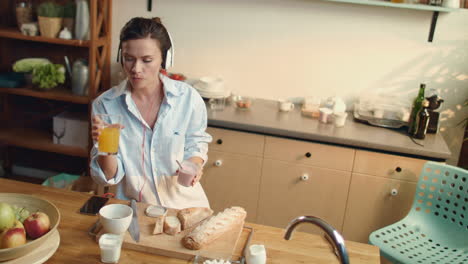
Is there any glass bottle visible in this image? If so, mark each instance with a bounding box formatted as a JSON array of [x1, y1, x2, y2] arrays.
[[408, 83, 426, 136], [413, 99, 430, 139]]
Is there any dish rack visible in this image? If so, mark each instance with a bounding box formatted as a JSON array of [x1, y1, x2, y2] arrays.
[[353, 109, 408, 129]]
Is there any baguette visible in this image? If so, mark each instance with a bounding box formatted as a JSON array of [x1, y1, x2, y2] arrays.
[[182, 206, 246, 250], [164, 216, 181, 235], [177, 207, 213, 230]]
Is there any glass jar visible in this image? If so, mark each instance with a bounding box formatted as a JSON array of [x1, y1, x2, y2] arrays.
[[15, 1, 33, 30]]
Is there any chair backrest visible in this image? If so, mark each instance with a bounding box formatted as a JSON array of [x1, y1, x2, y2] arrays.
[[405, 161, 467, 247]]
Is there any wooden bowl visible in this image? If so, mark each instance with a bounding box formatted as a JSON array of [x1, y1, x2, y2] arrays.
[[0, 193, 60, 261]]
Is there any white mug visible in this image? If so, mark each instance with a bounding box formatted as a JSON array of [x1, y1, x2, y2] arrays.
[[278, 100, 295, 112], [246, 244, 266, 264]]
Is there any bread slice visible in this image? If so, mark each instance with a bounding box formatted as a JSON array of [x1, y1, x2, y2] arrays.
[[177, 207, 214, 230], [182, 206, 246, 250], [152, 215, 165, 235], [163, 216, 181, 235]]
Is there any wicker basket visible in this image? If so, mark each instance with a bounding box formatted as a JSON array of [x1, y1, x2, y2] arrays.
[[38, 16, 63, 38]]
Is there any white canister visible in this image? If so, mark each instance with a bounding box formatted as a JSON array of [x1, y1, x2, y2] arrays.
[[246, 244, 266, 264], [278, 99, 295, 112], [333, 112, 348, 127]]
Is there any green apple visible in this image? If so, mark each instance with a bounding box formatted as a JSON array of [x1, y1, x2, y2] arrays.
[[0, 203, 15, 232]]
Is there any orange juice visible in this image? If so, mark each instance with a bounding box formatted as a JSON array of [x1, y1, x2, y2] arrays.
[[99, 125, 120, 154]]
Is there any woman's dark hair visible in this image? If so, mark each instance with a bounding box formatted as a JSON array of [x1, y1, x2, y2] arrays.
[[117, 17, 172, 69]]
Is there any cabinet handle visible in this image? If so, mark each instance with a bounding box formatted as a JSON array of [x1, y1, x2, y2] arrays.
[[214, 160, 223, 167], [216, 139, 223, 145], [300, 173, 309, 181], [305, 152, 312, 158], [391, 188, 398, 196], [395, 167, 402, 173]]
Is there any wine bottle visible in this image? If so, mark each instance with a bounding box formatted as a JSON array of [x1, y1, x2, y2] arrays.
[[408, 83, 426, 135], [413, 99, 430, 139]]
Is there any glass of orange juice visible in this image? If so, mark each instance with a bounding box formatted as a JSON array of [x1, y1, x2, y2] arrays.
[[96, 114, 122, 155]]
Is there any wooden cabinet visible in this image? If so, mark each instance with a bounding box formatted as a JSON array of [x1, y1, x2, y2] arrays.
[[204, 128, 432, 241], [257, 159, 351, 234], [264, 136, 354, 171], [0, 0, 112, 179], [353, 150, 427, 182], [342, 173, 417, 243], [342, 150, 428, 243], [201, 150, 263, 223], [201, 127, 265, 222]]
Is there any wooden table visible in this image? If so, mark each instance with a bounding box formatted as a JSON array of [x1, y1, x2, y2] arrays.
[[0, 178, 380, 263]]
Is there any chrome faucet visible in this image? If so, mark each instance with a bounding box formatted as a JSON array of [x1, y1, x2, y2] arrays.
[[284, 216, 350, 264]]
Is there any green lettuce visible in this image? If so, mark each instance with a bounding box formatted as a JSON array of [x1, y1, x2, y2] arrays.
[[32, 64, 65, 90]]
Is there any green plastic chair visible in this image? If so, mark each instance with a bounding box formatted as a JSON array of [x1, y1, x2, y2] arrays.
[[369, 161, 468, 264]]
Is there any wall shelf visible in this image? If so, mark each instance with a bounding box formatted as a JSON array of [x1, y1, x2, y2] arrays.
[[0, 27, 107, 47], [0, 86, 90, 104], [322, 0, 457, 12], [321, 0, 460, 42], [0, 126, 88, 158]]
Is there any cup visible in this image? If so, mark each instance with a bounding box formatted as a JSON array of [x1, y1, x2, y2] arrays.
[[208, 97, 226, 110], [333, 112, 348, 127], [278, 99, 295, 112], [246, 244, 267, 264], [96, 114, 122, 155], [99, 233, 123, 264], [319, 108, 333, 123], [177, 160, 200, 187], [99, 204, 133, 235]]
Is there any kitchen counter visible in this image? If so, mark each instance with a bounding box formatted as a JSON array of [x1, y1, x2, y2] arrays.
[[0, 178, 380, 264], [206, 99, 451, 160]]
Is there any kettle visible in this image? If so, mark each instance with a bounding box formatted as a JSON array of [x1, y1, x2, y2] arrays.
[[72, 59, 88, 96]]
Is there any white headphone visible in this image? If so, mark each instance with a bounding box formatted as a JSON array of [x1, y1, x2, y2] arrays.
[[165, 30, 174, 69]]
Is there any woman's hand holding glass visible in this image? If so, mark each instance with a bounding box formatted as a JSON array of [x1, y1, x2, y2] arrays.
[[92, 114, 124, 155], [177, 159, 203, 187]]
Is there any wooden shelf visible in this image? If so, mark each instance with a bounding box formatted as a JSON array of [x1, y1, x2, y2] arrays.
[[322, 0, 459, 12], [0, 86, 90, 104], [0, 126, 88, 158], [0, 27, 107, 47], [4, 173, 44, 185]]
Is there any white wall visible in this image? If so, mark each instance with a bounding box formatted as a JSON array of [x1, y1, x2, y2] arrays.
[[111, 0, 468, 165]]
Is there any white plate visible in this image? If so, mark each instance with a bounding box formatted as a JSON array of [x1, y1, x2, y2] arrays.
[[1, 230, 60, 264]]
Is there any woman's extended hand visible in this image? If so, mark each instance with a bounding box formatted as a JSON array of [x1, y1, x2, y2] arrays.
[[191, 167, 203, 186], [91, 115, 103, 142], [91, 115, 125, 142]]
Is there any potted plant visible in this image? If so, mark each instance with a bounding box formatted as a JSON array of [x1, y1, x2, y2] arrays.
[[63, 1, 75, 37], [37, 2, 63, 38]]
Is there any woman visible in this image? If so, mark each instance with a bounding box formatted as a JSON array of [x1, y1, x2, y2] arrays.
[[90, 17, 212, 209]]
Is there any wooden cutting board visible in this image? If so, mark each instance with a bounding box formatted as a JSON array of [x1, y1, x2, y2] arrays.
[[121, 202, 245, 261]]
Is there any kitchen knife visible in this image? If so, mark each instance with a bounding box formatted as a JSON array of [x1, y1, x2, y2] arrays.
[[128, 199, 140, 242]]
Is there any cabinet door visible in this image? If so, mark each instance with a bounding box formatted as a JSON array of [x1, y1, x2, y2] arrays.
[[264, 136, 355, 171], [257, 159, 351, 234], [342, 173, 417, 243], [353, 150, 428, 182], [201, 150, 262, 222], [207, 127, 265, 157]]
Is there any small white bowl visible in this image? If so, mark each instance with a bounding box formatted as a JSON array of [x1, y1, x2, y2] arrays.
[[99, 204, 133, 235]]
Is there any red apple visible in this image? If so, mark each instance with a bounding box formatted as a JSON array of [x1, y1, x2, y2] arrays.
[[23, 212, 50, 239], [1, 221, 26, 249]]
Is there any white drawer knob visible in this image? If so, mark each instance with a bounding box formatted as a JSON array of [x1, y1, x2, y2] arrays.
[[214, 160, 223, 167], [300, 174, 309, 181], [391, 188, 398, 196]]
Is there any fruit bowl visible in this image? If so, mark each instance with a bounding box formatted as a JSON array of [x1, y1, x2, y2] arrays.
[[0, 193, 60, 261]]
